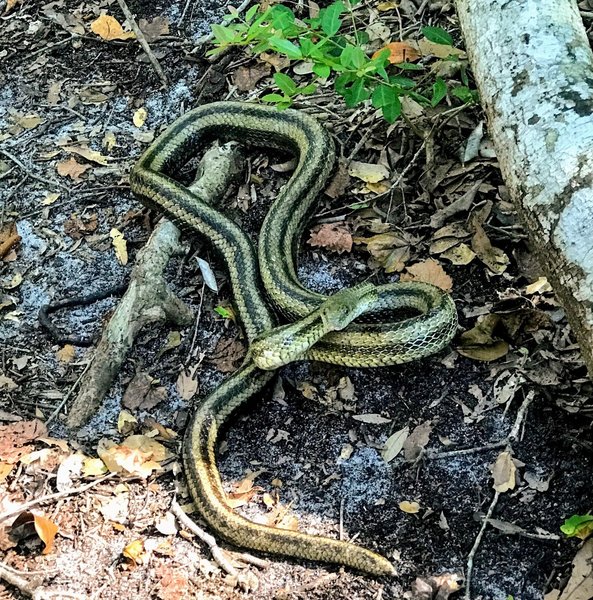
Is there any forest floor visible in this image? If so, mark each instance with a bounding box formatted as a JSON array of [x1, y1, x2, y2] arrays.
[[1, 1, 593, 599]]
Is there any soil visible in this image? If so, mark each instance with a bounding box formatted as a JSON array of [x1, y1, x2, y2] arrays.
[[1, 1, 592, 600]]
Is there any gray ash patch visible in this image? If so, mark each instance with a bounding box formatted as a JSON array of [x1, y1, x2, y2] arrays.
[[340, 447, 391, 512]]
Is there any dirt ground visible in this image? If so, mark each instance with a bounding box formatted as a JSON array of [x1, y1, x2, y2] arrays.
[[1, 1, 593, 599]]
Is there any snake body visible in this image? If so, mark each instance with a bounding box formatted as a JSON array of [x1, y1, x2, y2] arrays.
[[130, 102, 457, 577]]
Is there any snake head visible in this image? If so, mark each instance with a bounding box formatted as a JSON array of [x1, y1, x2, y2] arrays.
[[320, 283, 378, 331]]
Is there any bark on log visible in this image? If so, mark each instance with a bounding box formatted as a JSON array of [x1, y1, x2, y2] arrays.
[[455, 0, 593, 375]]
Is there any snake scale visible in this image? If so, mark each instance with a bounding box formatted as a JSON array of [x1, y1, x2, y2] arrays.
[[130, 101, 457, 577]]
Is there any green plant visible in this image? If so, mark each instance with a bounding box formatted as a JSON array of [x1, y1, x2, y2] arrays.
[[209, 1, 476, 122], [561, 513, 593, 539]]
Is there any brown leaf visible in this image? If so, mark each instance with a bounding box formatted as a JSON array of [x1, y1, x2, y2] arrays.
[[0, 420, 47, 464], [233, 62, 271, 91], [9, 512, 58, 554], [0, 221, 21, 260], [547, 539, 593, 600], [400, 259, 453, 291], [123, 372, 167, 411], [348, 160, 390, 183], [91, 14, 135, 41], [156, 565, 190, 600], [490, 451, 516, 493], [56, 344, 76, 363], [403, 420, 432, 461], [471, 222, 509, 274], [308, 223, 352, 254], [62, 145, 108, 165], [138, 16, 169, 43], [372, 41, 420, 63], [354, 232, 411, 273], [208, 337, 246, 373], [260, 52, 291, 71], [176, 365, 199, 400], [56, 157, 91, 180], [63, 213, 98, 239], [324, 161, 350, 199], [457, 314, 509, 362]]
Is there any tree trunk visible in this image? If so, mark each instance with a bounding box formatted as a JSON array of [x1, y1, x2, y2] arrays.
[[455, 0, 593, 375]]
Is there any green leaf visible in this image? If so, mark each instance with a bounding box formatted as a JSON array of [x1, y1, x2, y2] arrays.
[[245, 5, 259, 23], [321, 1, 344, 36], [340, 44, 367, 69], [313, 63, 331, 79], [268, 37, 302, 59], [396, 62, 425, 71], [211, 24, 237, 44], [451, 85, 479, 104], [371, 84, 394, 108], [561, 514, 593, 539], [214, 306, 233, 319], [270, 5, 296, 31], [299, 83, 317, 95], [274, 72, 298, 96], [430, 77, 447, 106], [342, 78, 369, 107], [381, 98, 401, 123], [389, 75, 416, 89], [422, 26, 453, 46], [261, 93, 287, 103]]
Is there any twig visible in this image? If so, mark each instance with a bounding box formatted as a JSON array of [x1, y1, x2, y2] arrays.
[[171, 500, 259, 590], [0, 475, 114, 524], [115, 0, 169, 88], [0, 149, 70, 192], [0, 562, 43, 598], [45, 360, 92, 426]]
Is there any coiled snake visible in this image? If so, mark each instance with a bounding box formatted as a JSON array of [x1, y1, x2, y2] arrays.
[[130, 101, 457, 577]]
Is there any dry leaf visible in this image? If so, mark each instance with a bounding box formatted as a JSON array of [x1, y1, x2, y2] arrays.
[[325, 161, 350, 199], [372, 41, 420, 63], [381, 426, 409, 463], [525, 277, 552, 295], [56, 157, 90, 180], [354, 231, 411, 273], [0, 375, 18, 391], [110, 228, 128, 265], [82, 457, 108, 476], [208, 337, 246, 373], [403, 420, 432, 462], [176, 365, 199, 400], [348, 160, 390, 183], [91, 14, 135, 41], [400, 258, 453, 291], [10, 512, 58, 554], [0, 221, 21, 259], [440, 243, 476, 266], [123, 539, 146, 565], [471, 222, 509, 275], [457, 314, 509, 362], [399, 501, 420, 514], [123, 372, 166, 410], [490, 451, 516, 493], [308, 224, 353, 254], [155, 512, 178, 536], [42, 192, 60, 206], [133, 107, 148, 127], [117, 410, 137, 435], [12, 114, 43, 129], [352, 413, 391, 424], [418, 38, 466, 59], [233, 62, 271, 91], [546, 539, 593, 600], [97, 436, 167, 478], [0, 420, 47, 464], [62, 145, 108, 165], [138, 16, 169, 42], [56, 344, 76, 363]]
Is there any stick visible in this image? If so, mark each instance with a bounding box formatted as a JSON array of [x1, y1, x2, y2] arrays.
[[115, 0, 169, 88]]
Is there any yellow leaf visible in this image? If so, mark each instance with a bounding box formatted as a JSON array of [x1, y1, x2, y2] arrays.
[[133, 107, 148, 127], [117, 410, 137, 434], [400, 258, 453, 291], [418, 38, 466, 60], [42, 192, 60, 206], [348, 160, 390, 183], [82, 457, 108, 476], [56, 344, 76, 363], [123, 539, 146, 565], [490, 451, 516, 493], [103, 131, 117, 150], [525, 277, 552, 295], [110, 228, 128, 265], [399, 501, 420, 514], [91, 14, 135, 41], [0, 462, 13, 482], [63, 145, 108, 166]]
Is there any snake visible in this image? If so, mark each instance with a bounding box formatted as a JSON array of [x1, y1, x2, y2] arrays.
[[130, 101, 457, 577]]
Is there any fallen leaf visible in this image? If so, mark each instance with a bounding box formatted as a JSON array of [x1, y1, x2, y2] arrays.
[[133, 107, 148, 127], [208, 337, 246, 373], [91, 14, 135, 41], [117, 409, 138, 435], [97, 436, 167, 478], [63, 213, 98, 239], [403, 420, 432, 461], [56, 157, 90, 180], [176, 365, 199, 401], [545, 538, 593, 600], [62, 145, 108, 165], [155, 565, 190, 600], [457, 314, 509, 362], [138, 16, 169, 42], [110, 228, 128, 265], [353, 231, 411, 273], [0, 420, 47, 464], [9, 512, 58, 554], [12, 114, 43, 129], [0, 375, 18, 391], [56, 344, 76, 363], [233, 62, 272, 91], [471, 222, 509, 275], [490, 451, 516, 493], [440, 243, 476, 265], [418, 38, 466, 59], [348, 160, 390, 183], [325, 161, 350, 199], [372, 41, 420, 63], [42, 192, 60, 206], [123, 539, 146, 565], [400, 258, 453, 291], [399, 500, 420, 514], [352, 413, 391, 424], [381, 426, 409, 463], [526, 276, 552, 295], [0, 221, 21, 259], [308, 223, 353, 254], [155, 512, 178, 536], [123, 372, 166, 411], [82, 457, 108, 476]]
